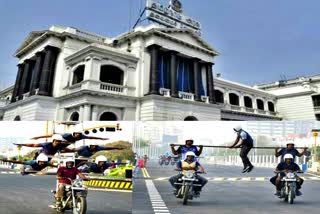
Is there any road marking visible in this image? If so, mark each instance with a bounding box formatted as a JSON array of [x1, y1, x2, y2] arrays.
[[146, 180, 170, 214], [141, 168, 151, 178], [152, 176, 320, 182], [87, 187, 132, 193], [305, 172, 320, 178]]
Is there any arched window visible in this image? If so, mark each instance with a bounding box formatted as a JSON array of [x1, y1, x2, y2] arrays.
[[72, 65, 85, 85], [100, 112, 117, 121], [244, 96, 253, 108], [229, 93, 239, 106], [100, 65, 124, 85], [268, 101, 275, 112], [14, 115, 21, 121], [257, 99, 265, 110], [215, 90, 224, 103], [70, 112, 79, 121], [184, 116, 198, 121]]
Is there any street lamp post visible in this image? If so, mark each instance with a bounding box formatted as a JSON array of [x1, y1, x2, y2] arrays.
[[312, 131, 318, 162]]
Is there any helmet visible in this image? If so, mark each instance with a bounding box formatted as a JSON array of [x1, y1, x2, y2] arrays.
[[233, 125, 242, 132], [95, 155, 107, 165], [185, 151, 196, 157], [185, 138, 194, 143], [71, 127, 83, 134], [64, 157, 75, 167], [52, 134, 65, 142], [36, 153, 48, 163], [283, 154, 294, 160], [286, 141, 295, 146]]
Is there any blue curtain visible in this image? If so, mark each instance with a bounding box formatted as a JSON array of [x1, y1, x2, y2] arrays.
[[177, 58, 184, 91], [158, 54, 170, 89], [199, 72, 205, 96]]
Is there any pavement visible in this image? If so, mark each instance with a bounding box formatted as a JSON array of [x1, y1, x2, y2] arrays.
[[0, 168, 131, 214], [133, 160, 320, 214]]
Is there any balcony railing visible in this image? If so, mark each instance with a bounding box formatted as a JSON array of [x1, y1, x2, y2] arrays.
[[179, 91, 194, 101], [230, 105, 241, 111], [257, 109, 267, 115], [100, 83, 124, 94], [245, 107, 255, 113], [159, 88, 171, 97]]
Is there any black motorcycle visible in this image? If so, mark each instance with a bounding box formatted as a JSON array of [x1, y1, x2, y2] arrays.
[[50, 178, 88, 214]]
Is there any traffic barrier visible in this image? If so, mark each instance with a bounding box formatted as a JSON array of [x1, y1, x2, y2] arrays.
[[84, 178, 133, 190]]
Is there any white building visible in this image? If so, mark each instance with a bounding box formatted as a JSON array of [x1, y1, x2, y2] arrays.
[[256, 75, 320, 120], [0, 24, 280, 121]]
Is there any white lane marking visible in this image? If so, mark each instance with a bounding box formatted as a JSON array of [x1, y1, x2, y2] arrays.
[[146, 180, 171, 214], [305, 172, 320, 178]]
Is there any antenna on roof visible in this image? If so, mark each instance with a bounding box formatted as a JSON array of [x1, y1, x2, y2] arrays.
[[132, 0, 147, 29]]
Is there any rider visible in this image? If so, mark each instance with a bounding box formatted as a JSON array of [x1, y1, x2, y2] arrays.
[[271, 154, 304, 197], [55, 157, 88, 208], [31, 127, 109, 143], [169, 151, 207, 196], [0, 153, 53, 175], [275, 141, 307, 163], [14, 134, 68, 160], [229, 125, 254, 173], [61, 144, 123, 158], [170, 138, 203, 161], [79, 155, 112, 174]]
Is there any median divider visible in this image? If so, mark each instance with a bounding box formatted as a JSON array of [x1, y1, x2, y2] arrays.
[[84, 178, 133, 190]]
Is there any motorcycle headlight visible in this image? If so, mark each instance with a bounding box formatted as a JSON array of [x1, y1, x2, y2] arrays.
[[185, 171, 194, 179], [286, 173, 295, 179], [74, 180, 83, 187]]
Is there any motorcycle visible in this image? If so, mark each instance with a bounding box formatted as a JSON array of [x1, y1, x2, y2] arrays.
[[174, 170, 203, 205], [50, 178, 88, 214], [164, 156, 171, 165], [171, 155, 180, 165], [158, 156, 164, 166], [276, 170, 303, 204]]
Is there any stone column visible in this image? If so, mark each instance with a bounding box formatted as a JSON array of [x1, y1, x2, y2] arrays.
[[84, 57, 93, 81], [169, 51, 178, 98], [83, 104, 92, 121], [18, 60, 33, 100], [193, 58, 201, 101], [148, 44, 161, 95], [206, 63, 216, 103], [38, 46, 60, 96], [92, 105, 99, 121], [30, 52, 45, 95], [79, 105, 84, 121], [11, 64, 25, 102]]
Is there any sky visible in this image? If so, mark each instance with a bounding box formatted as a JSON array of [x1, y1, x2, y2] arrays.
[[0, 0, 320, 90]]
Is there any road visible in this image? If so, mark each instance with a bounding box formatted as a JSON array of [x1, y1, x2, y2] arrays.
[[133, 160, 320, 214], [0, 168, 131, 214]]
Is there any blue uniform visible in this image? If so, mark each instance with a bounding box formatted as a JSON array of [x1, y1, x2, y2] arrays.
[[238, 130, 253, 146], [62, 133, 88, 143], [177, 145, 199, 161], [23, 160, 48, 171], [86, 162, 112, 173], [38, 142, 65, 156], [77, 145, 105, 157]]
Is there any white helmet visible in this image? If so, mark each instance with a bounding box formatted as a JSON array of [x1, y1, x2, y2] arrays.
[[286, 141, 295, 146], [52, 134, 65, 142], [185, 151, 196, 157], [36, 153, 48, 163], [233, 125, 242, 132], [64, 157, 75, 167], [283, 154, 294, 160], [71, 127, 83, 134], [185, 137, 194, 143], [95, 155, 107, 165]]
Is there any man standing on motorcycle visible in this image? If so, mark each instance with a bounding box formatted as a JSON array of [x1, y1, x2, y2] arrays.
[[170, 138, 203, 161], [55, 158, 89, 208], [61, 144, 123, 158], [270, 154, 304, 197], [275, 141, 307, 163], [229, 125, 254, 173], [169, 151, 207, 196]]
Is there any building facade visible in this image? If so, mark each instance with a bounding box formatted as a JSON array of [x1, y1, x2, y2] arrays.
[[0, 25, 280, 121]]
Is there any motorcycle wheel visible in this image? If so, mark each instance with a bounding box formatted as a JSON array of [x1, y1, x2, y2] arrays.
[[72, 196, 87, 214], [182, 186, 190, 205], [288, 188, 295, 204], [171, 161, 175, 165], [165, 161, 169, 165]]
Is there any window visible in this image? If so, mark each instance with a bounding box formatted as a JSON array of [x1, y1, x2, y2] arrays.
[[14, 115, 21, 121], [100, 112, 117, 121], [72, 65, 85, 85], [244, 96, 253, 108], [184, 116, 198, 121], [257, 99, 264, 110], [70, 112, 79, 121], [100, 65, 124, 85], [312, 95, 320, 107], [215, 90, 224, 103], [268, 102, 275, 112], [229, 93, 239, 106]]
